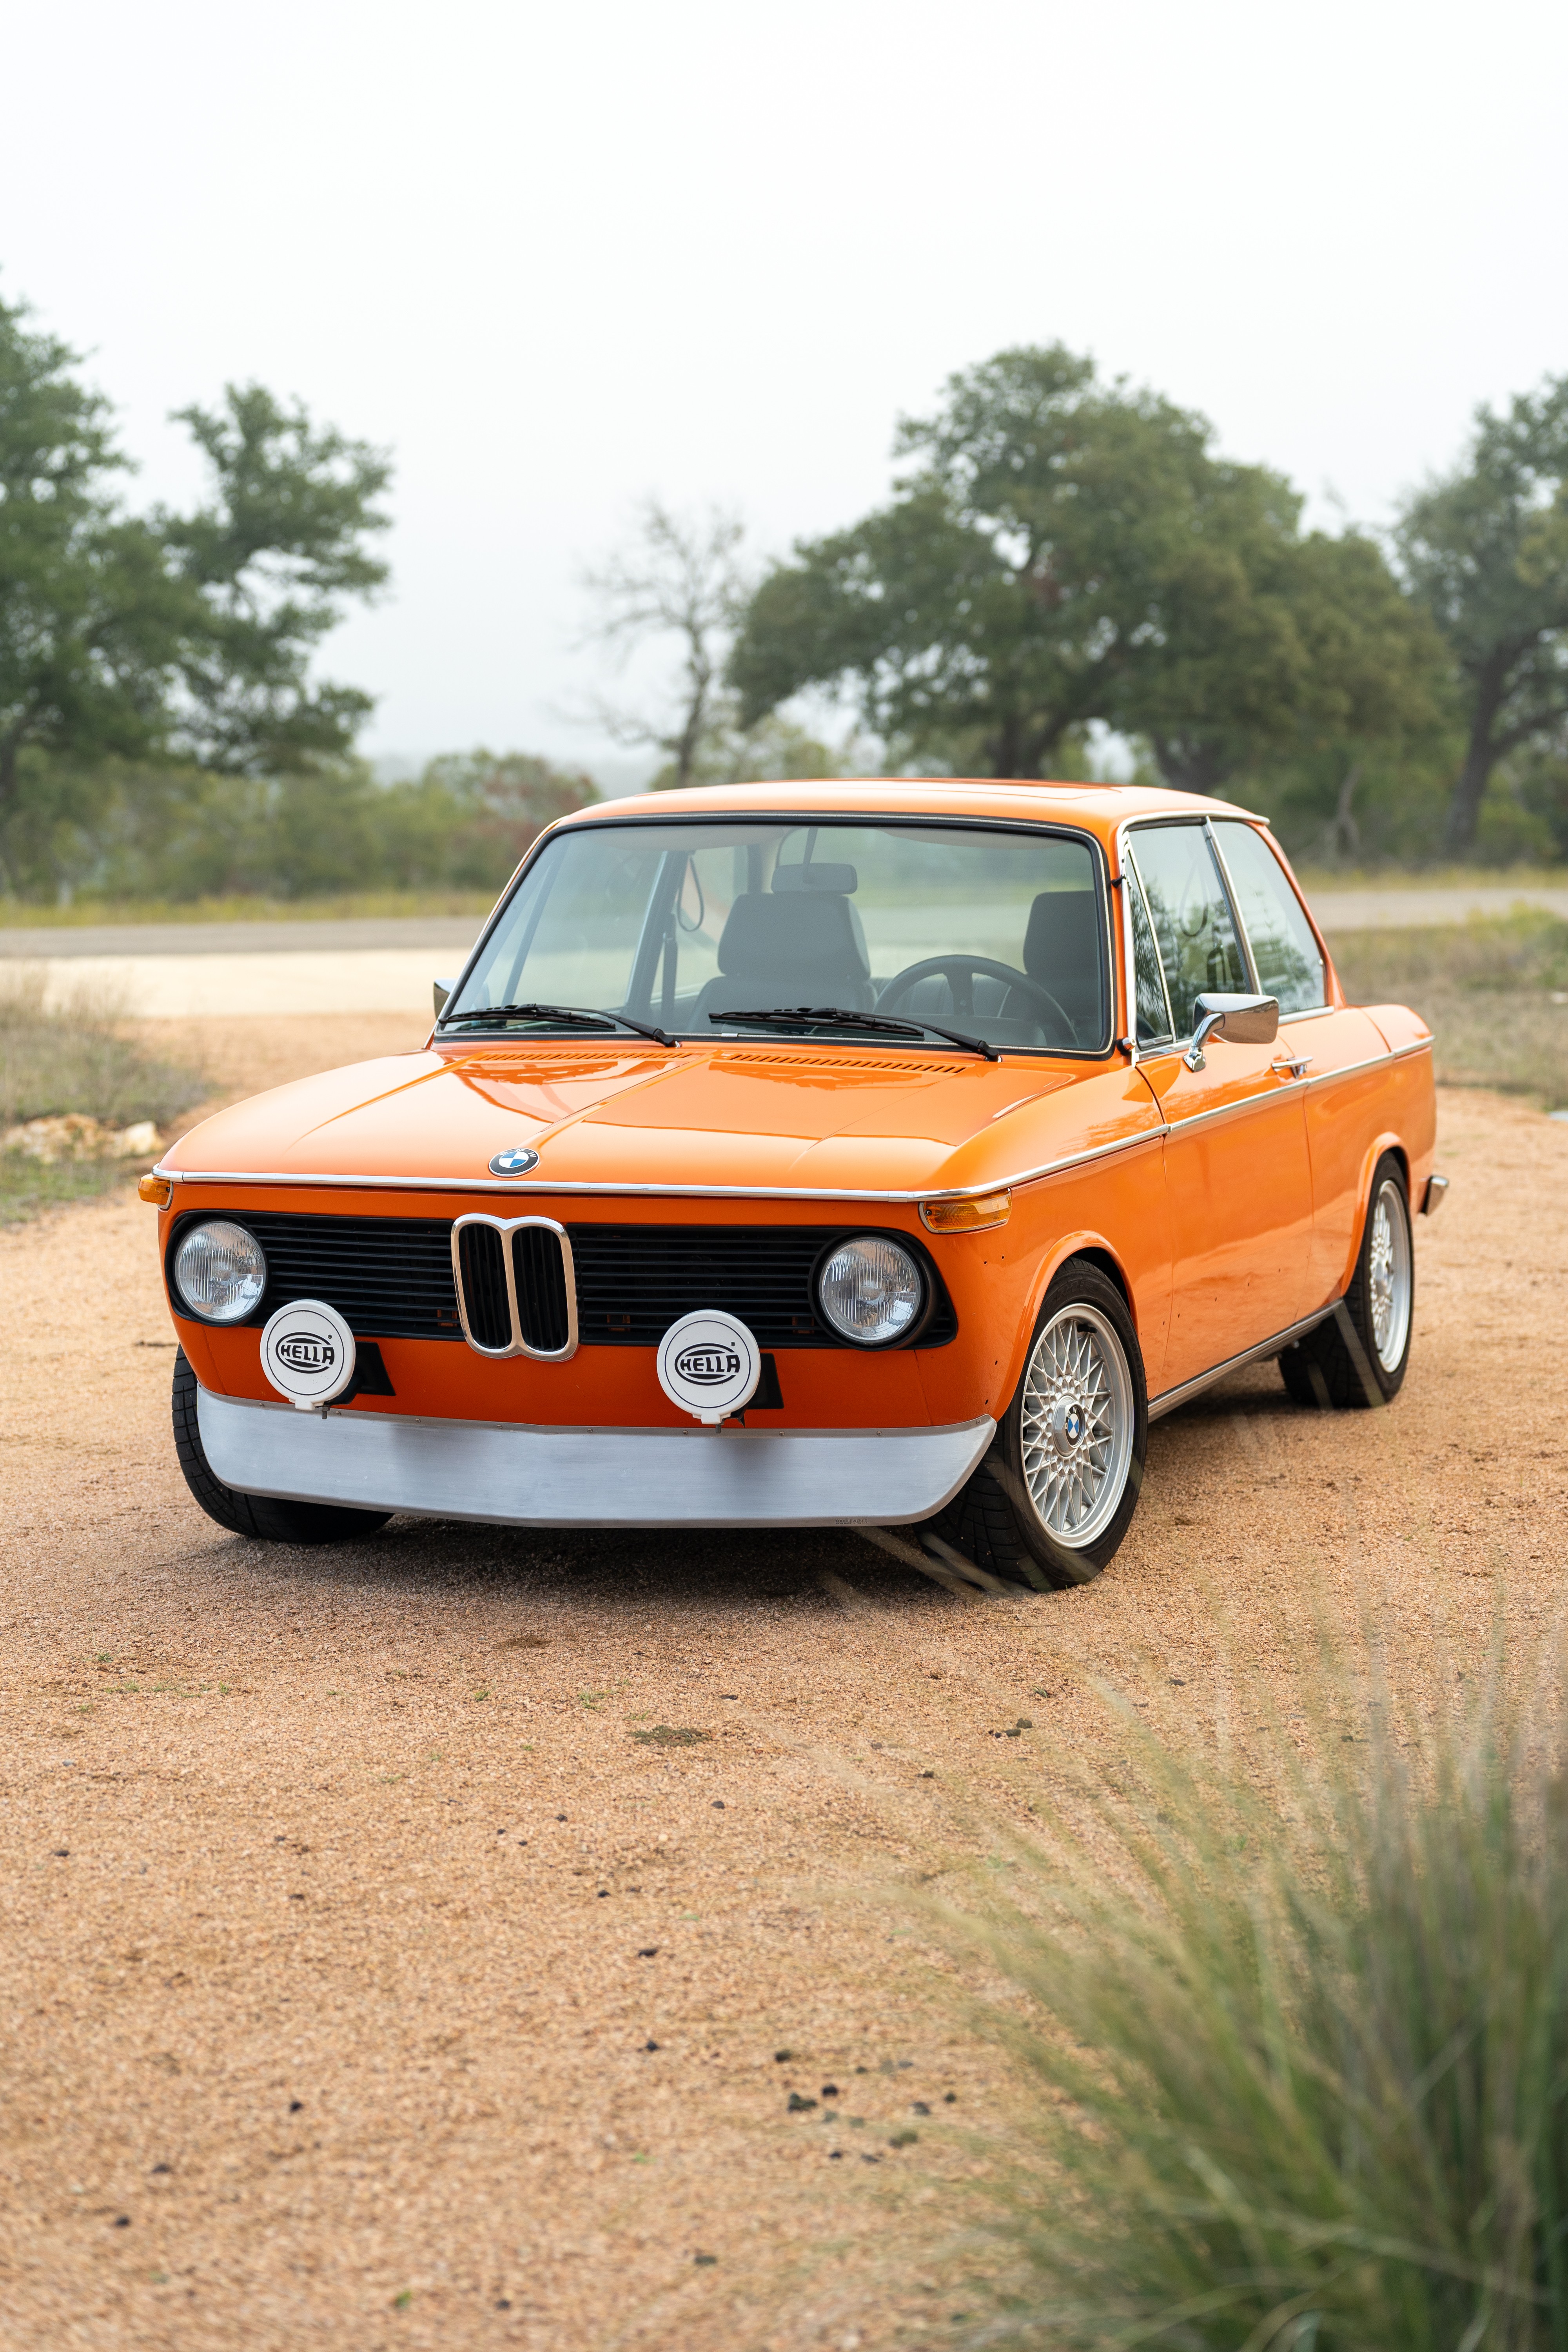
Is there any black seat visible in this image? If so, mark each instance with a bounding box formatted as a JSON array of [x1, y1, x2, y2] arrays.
[[693, 892, 873, 1024], [1022, 891, 1106, 1044]]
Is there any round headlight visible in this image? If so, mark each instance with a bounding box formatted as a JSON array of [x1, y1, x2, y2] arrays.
[[172, 1220, 267, 1324], [815, 1235, 926, 1347]]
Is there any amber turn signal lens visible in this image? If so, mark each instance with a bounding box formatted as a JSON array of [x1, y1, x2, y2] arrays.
[[138, 1174, 173, 1208], [920, 1189, 1010, 1234]]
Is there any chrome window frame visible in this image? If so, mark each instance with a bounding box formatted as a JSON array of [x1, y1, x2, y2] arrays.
[[1116, 816, 1255, 1056], [435, 809, 1121, 1063], [450, 1212, 579, 1362], [1205, 819, 1331, 1025]]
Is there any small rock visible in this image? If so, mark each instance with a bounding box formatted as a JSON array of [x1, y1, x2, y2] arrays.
[[637, 1946, 659, 1958], [711, 1799, 725, 1809], [911, 2101, 931, 2115], [644, 2040, 660, 2052], [53, 1849, 69, 1859], [496, 2298, 511, 2309], [918, 1770, 935, 1779], [114, 2214, 131, 2227], [597, 1889, 609, 1898], [774, 2048, 793, 2062], [630, 1724, 710, 1747], [828, 2149, 843, 2159], [150, 2164, 171, 2176], [944, 2091, 957, 2103], [290, 2100, 304, 2113], [787, 2092, 818, 2113], [821, 2083, 839, 2099], [693, 2252, 717, 2266]]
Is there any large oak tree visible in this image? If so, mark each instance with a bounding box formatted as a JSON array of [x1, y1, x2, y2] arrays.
[[0, 293, 390, 850], [1396, 377, 1568, 851], [730, 344, 1442, 789]]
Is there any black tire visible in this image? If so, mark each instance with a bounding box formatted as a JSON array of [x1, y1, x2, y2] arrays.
[[172, 1350, 393, 1545], [931, 1261, 1148, 1588], [1279, 1152, 1414, 1410]]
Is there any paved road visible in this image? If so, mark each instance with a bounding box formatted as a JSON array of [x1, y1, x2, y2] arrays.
[[5, 887, 1565, 1017]]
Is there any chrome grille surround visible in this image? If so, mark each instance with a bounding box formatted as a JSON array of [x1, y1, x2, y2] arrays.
[[450, 1214, 579, 1361]]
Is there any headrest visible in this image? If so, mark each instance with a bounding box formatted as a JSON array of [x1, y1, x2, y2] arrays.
[[1023, 891, 1104, 1014], [772, 862, 858, 895], [716, 891, 869, 978]]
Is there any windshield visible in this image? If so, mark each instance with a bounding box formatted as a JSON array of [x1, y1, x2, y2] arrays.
[[443, 818, 1109, 1054]]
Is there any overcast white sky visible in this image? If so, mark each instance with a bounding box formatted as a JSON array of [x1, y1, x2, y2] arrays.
[[3, 0, 1564, 779]]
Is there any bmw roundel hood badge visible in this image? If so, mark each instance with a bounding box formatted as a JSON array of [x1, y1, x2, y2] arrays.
[[488, 1145, 541, 1176]]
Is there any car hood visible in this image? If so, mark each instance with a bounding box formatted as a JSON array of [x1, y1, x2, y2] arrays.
[[165, 1039, 1158, 1199]]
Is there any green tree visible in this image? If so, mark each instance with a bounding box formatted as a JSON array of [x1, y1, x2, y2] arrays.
[[1396, 376, 1568, 852], [0, 291, 390, 876], [731, 344, 1443, 791]]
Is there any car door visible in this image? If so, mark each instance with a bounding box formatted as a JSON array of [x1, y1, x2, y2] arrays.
[[1209, 820, 1394, 1314], [1125, 821, 1315, 1400]]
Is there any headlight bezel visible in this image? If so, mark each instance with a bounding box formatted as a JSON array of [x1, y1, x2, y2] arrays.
[[169, 1216, 269, 1326], [811, 1230, 934, 1350]]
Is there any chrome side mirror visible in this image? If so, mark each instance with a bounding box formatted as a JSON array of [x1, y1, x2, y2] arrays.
[[1183, 991, 1278, 1072], [434, 976, 456, 1017]]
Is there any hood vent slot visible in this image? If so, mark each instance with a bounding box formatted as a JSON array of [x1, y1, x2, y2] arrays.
[[452, 1216, 578, 1361]]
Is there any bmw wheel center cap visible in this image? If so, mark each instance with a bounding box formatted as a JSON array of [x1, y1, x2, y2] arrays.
[[489, 1145, 540, 1176], [657, 1310, 762, 1425], [261, 1298, 358, 1412]]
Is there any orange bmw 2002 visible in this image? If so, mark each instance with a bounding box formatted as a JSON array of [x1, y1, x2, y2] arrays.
[[144, 781, 1444, 1586]]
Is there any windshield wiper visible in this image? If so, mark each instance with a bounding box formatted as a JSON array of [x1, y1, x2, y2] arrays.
[[709, 1005, 1001, 1062], [441, 1001, 679, 1048]]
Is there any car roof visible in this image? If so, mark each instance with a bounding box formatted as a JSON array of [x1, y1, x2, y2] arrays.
[[555, 777, 1264, 848]]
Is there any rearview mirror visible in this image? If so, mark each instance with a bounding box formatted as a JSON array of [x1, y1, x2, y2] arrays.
[[1183, 991, 1279, 1072], [434, 977, 456, 1016]]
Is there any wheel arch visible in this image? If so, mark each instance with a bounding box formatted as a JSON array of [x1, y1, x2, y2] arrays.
[[998, 1230, 1139, 1408], [1334, 1132, 1410, 1298]]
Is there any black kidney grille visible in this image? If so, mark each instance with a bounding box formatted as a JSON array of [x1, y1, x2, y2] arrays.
[[183, 1212, 463, 1340], [456, 1223, 512, 1350], [565, 1223, 955, 1349], [513, 1227, 572, 1354]]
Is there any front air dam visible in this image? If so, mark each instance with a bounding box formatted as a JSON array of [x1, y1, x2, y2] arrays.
[[194, 1386, 996, 1530]]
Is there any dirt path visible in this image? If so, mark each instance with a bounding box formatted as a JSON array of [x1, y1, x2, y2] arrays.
[[2, 1057, 1563, 2351]]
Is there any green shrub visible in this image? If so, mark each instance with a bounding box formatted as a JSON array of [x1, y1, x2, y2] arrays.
[[954, 1676, 1568, 2349]]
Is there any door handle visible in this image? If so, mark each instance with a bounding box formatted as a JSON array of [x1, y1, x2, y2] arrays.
[[1270, 1054, 1312, 1080]]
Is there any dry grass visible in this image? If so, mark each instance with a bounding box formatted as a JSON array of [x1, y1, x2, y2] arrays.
[[0, 966, 206, 1223], [1330, 911, 1568, 1108]]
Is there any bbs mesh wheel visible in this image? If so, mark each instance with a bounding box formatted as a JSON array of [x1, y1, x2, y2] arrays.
[[172, 1351, 392, 1545], [1279, 1152, 1414, 1409], [932, 1260, 1147, 1587]]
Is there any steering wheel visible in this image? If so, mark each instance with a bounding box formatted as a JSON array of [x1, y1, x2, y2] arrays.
[[877, 956, 1076, 1047]]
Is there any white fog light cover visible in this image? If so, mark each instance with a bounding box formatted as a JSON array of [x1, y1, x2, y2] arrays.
[[260, 1298, 357, 1412], [172, 1218, 267, 1324], [657, 1310, 761, 1425], [816, 1235, 925, 1347]]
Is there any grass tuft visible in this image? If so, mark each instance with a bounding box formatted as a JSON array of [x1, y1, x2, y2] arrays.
[[946, 1662, 1568, 2351]]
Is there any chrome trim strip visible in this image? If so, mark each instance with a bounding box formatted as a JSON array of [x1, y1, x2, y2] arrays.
[[450, 1213, 579, 1362], [155, 1123, 1169, 1206], [1149, 1301, 1341, 1421], [195, 1385, 997, 1529]]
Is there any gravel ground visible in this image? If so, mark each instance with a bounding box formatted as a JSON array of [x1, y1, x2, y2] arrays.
[[1, 1027, 1561, 2351]]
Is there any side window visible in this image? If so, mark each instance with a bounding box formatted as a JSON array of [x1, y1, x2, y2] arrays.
[[1211, 822, 1326, 1015], [1126, 866, 1173, 1047], [1127, 825, 1247, 1041]]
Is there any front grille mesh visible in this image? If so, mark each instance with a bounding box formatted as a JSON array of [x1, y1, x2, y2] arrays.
[[456, 1224, 511, 1350], [513, 1227, 572, 1353], [566, 1223, 955, 1348], [171, 1212, 954, 1352], [184, 1211, 463, 1339]]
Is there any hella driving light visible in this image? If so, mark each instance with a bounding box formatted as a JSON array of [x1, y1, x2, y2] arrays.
[[172, 1219, 267, 1323], [815, 1235, 925, 1347]]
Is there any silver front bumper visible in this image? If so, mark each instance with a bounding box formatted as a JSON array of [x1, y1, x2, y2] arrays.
[[196, 1386, 995, 1529]]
